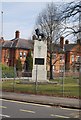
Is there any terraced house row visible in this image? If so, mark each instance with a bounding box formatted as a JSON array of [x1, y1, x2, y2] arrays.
[[0, 30, 81, 74]]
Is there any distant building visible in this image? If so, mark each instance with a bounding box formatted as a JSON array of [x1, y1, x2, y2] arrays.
[[47, 36, 65, 74], [47, 36, 81, 74], [64, 39, 81, 72], [0, 31, 33, 71]]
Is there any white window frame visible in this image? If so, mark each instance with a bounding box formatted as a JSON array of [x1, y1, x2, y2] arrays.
[[20, 52, 23, 58], [71, 55, 74, 62], [76, 56, 80, 62], [23, 52, 26, 58]]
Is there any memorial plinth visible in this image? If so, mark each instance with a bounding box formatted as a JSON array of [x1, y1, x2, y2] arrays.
[[32, 39, 48, 82]]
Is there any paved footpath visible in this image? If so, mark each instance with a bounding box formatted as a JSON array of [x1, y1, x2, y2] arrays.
[[0, 91, 81, 109]]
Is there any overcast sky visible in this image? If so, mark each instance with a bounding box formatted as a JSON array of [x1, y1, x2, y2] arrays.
[[0, 0, 75, 40]]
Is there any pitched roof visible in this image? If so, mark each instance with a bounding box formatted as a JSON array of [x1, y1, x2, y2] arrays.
[[64, 44, 78, 52], [52, 43, 81, 53], [2, 38, 33, 50], [3, 37, 81, 53], [2, 40, 13, 48], [51, 43, 64, 53], [16, 38, 33, 49]]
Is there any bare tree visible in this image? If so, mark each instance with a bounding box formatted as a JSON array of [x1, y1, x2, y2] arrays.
[[36, 3, 62, 79], [60, 1, 81, 82], [60, 0, 81, 40]]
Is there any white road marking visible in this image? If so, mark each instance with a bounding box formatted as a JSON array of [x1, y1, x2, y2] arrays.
[[20, 109, 35, 114], [0, 98, 51, 108], [0, 114, 10, 118], [0, 106, 7, 109], [51, 114, 70, 118], [60, 107, 80, 111]]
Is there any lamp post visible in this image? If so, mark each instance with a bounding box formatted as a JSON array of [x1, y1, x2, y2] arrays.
[[62, 52, 65, 97], [1, 11, 3, 39], [35, 36, 42, 94], [79, 52, 81, 100], [35, 65, 38, 94], [62, 64, 65, 97], [13, 64, 16, 92]]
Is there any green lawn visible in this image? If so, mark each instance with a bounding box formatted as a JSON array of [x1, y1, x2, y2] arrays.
[[1, 77, 80, 98]]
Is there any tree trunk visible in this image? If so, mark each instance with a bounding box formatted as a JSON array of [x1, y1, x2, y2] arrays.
[[50, 57, 53, 79], [49, 39, 53, 80]]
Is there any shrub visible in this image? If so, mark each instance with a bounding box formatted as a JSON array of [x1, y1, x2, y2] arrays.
[[1, 63, 14, 78]]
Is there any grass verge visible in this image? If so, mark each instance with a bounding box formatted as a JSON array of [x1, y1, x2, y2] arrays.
[[1, 77, 80, 98]]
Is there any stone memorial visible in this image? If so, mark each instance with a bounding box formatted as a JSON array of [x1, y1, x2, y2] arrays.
[[32, 32, 47, 82]]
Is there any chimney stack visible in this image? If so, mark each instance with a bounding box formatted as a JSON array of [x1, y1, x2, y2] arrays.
[[0, 37, 4, 43], [15, 30, 20, 38], [60, 36, 64, 49], [77, 39, 81, 44], [1, 37, 4, 40], [65, 40, 69, 44]]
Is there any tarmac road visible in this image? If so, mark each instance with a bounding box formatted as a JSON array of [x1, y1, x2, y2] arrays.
[[0, 98, 80, 118]]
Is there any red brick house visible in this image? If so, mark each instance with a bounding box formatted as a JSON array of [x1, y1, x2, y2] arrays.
[[48, 37, 81, 73], [64, 39, 81, 72], [0, 31, 33, 71], [47, 36, 65, 73]]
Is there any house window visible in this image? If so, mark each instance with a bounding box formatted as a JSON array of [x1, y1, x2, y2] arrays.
[[53, 54, 56, 59], [20, 52, 23, 58], [60, 55, 62, 62], [53, 65, 56, 71], [71, 55, 74, 62], [60, 55, 65, 63], [23, 52, 26, 58], [76, 56, 80, 62], [60, 65, 64, 72]]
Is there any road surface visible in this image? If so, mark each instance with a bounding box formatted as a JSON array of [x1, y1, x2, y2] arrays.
[[0, 99, 80, 118]]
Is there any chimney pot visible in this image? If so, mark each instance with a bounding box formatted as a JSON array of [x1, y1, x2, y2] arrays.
[[65, 40, 69, 44], [1, 37, 4, 39], [15, 30, 20, 38], [60, 36, 64, 49], [77, 39, 81, 44], [0, 37, 4, 43]]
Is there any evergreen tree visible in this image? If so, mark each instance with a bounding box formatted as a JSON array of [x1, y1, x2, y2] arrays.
[[16, 57, 22, 71], [25, 51, 33, 72]]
